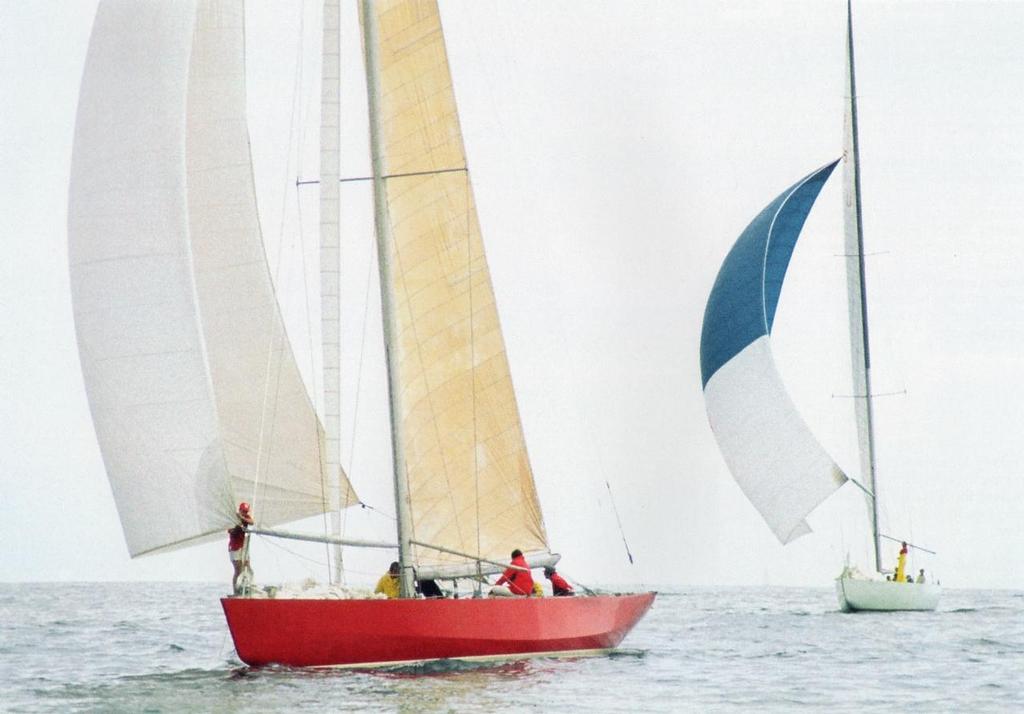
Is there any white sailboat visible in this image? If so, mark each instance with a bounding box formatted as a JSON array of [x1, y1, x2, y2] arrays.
[[698, 1, 940, 612], [67, 0, 653, 667]]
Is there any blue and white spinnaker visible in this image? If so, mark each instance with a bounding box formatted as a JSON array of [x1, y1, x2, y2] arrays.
[[700, 161, 847, 544]]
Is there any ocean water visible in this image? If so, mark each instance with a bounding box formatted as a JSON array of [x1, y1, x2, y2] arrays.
[[1, 583, 1022, 712]]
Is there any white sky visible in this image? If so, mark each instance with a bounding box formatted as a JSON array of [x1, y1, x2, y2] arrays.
[[2, 0, 1023, 590]]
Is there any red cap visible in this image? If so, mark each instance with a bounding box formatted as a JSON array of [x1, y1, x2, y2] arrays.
[[238, 502, 250, 514]]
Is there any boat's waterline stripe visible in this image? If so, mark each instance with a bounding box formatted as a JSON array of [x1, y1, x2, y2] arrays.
[[294, 648, 617, 671]]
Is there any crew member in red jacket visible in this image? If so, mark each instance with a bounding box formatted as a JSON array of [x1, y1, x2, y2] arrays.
[[228, 502, 255, 594], [544, 566, 574, 596], [495, 549, 533, 596]]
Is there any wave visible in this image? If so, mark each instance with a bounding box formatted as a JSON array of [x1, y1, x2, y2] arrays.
[[373, 658, 533, 678], [607, 648, 646, 659], [114, 667, 233, 685]]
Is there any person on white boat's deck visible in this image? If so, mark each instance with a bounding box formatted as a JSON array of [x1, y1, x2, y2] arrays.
[[375, 561, 400, 599], [227, 502, 254, 593], [895, 541, 908, 583], [906, 573, 914, 583], [544, 566, 574, 596], [492, 549, 533, 596], [917, 569, 926, 584]]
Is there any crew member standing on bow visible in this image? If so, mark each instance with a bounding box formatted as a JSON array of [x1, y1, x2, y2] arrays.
[[228, 502, 254, 594], [495, 549, 534, 596]]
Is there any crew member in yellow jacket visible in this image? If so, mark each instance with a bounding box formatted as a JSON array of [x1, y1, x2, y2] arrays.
[[895, 542, 908, 583], [376, 561, 400, 599]]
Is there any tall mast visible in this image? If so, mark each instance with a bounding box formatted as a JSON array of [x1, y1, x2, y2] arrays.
[[360, 0, 415, 598], [843, 0, 882, 573], [320, 0, 344, 583]]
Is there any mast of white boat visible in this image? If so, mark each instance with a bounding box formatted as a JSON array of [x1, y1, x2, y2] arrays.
[[320, 0, 345, 584], [360, 0, 416, 599], [843, 0, 883, 573]]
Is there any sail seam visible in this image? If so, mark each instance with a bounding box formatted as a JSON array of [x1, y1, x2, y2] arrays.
[[388, 177, 469, 555], [760, 170, 827, 334], [181, 5, 233, 522]]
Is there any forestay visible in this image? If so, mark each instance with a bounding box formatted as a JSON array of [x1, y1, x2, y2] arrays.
[[68, 0, 356, 557], [700, 162, 848, 544]]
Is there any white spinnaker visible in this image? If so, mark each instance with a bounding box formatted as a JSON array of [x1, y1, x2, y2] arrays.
[[704, 337, 848, 544], [68, 0, 355, 557]]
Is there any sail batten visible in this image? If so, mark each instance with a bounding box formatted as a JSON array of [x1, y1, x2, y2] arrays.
[[701, 162, 848, 544]]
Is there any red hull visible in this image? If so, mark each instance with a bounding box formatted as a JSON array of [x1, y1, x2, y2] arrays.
[[221, 592, 656, 667]]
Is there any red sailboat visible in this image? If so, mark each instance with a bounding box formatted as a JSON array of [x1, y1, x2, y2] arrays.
[[223, 594, 655, 668], [70, 0, 654, 668]]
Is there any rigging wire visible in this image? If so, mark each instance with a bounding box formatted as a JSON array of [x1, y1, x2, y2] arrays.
[[467, 171, 481, 563], [258, 531, 331, 569], [344, 229, 378, 488], [557, 570, 599, 596], [879, 532, 936, 555], [244, 0, 346, 585], [254, 533, 386, 583], [831, 389, 906, 400], [245, 1, 307, 519], [357, 500, 397, 522], [605, 480, 635, 565], [285, 0, 336, 580], [295, 185, 335, 577]]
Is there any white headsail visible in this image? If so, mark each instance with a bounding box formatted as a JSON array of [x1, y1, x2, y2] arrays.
[[68, 0, 356, 557]]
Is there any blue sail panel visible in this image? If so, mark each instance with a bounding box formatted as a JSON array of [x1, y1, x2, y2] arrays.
[[700, 160, 839, 389], [699, 161, 848, 545]]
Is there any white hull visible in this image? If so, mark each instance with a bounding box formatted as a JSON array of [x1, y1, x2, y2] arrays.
[[836, 575, 941, 612]]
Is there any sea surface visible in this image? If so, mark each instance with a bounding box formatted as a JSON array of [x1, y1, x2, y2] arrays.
[[1, 583, 1022, 712]]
